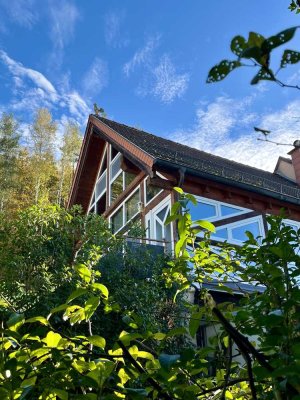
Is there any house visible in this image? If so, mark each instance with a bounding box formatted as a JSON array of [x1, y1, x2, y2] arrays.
[[68, 114, 300, 345], [69, 114, 300, 241]]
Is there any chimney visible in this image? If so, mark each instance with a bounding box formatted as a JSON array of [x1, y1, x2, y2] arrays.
[[288, 140, 300, 185]]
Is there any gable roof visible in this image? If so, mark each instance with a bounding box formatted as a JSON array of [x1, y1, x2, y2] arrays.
[[94, 115, 300, 205]]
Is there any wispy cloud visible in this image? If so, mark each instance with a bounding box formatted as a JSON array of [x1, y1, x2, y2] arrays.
[[0, 50, 89, 125], [123, 36, 160, 77], [151, 55, 189, 103], [171, 96, 299, 171], [104, 11, 128, 48], [124, 37, 189, 104], [48, 0, 79, 66], [0, 0, 38, 28], [82, 58, 109, 97]]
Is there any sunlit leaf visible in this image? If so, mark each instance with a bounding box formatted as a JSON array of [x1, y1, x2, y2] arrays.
[[207, 60, 241, 83]]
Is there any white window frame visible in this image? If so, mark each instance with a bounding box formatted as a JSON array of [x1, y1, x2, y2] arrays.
[[109, 187, 141, 234], [88, 144, 108, 213], [189, 195, 251, 222], [211, 215, 265, 246]]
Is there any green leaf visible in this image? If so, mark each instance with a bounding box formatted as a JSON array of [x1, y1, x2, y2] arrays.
[[247, 31, 265, 47], [75, 264, 91, 283], [195, 220, 215, 233], [7, 313, 25, 332], [159, 353, 180, 370], [87, 335, 106, 349], [241, 46, 262, 62], [67, 288, 88, 303], [189, 311, 202, 338], [52, 389, 68, 400], [25, 316, 49, 326], [48, 303, 69, 319], [92, 283, 109, 299], [251, 68, 275, 85], [207, 60, 241, 83], [231, 35, 247, 56], [173, 187, 184, 194], [43, 331, 63, 348], [262, 27, 299, 52], [281, 49, 300, 68], [153, 332, 166, 340], [84, 296, 100, 320], [225, 390, 234, 399]]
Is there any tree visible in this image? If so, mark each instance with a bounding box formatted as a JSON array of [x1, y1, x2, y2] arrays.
[[207, 27, 300, 90], [28, 108, 58, 204], [1, 194, 300, 399], [57, 122, 82, 206], [0, 113, 20, 213]]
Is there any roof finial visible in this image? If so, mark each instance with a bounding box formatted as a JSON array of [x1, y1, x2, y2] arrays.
[[93, 103, 106, 117]]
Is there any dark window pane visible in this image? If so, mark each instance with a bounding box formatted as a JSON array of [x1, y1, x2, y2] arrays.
[[231, 222, 260, 242], [96, 193, 106, 215], [145, 178, 161, 203], [99, 153, 107, 176], [157, 206, 168, 223], [110, 173, 123, 203], [125, 171, 135, 188], [125, 190, 140, 222], [156, 220, 163, 241], [111, 146, 118, 160], [189, 201, 216, 220], [111, 207, 123, 233]]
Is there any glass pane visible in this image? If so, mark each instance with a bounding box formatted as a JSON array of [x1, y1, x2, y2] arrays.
[[111, 147, 118, 160], [110, 173, 123, 203], [189, 202, 216, 220], [157, 206, 169, 223], [156, 220, 163, 241], [147, 219, 151, 238], [220, 205, 242, 217], [165, 223, 172, 252], [111, 154, 122, 180], [125, 172, 136, 188], [99, 153, 107, 176], [125, 190, 140, 222], [145, 178, 161, 203], [96, 171, 106, 198], [111, 207, 123, 233], [212, 228, 228, 240], [231, 221, 260, 242]]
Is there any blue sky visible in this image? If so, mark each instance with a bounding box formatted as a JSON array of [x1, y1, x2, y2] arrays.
[[1, 0, 300, 171]]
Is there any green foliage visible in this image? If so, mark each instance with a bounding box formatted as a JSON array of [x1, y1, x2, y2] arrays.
[[207, 27, 300, 87], [289, 0, 300, 14]]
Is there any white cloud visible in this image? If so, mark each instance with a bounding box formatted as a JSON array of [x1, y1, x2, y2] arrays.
[[171, 96, 299, 172], [0, 50, 89, 126], [123, 35, 160, 77], [151, 55, 189, 103], [49, 0, 79, 49], [104, 11, 128, 47], [0, 0, 38, 28], [0, 50, 57, 100], [82, 58, 109, 97]]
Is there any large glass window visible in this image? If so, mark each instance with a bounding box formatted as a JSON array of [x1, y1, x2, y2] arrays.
[[125, 190, 140, 222], [145, 177, 162, 204], [111, 208, 123, 233], [110, 173, 123, 203], [110, 188, 141, 233]]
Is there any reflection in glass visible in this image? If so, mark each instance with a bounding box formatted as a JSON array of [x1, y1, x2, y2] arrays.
[[111, 154, 121, 180], [220, 205, 241, 217], [212, 228, 228, 240], [145, 177, 161, 203], [110, 173, 123, 203], [111, 208, 123, 233], [231, 222, 260, 242], [125, 190, 140, 222], [189, 202, 216, 220]]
